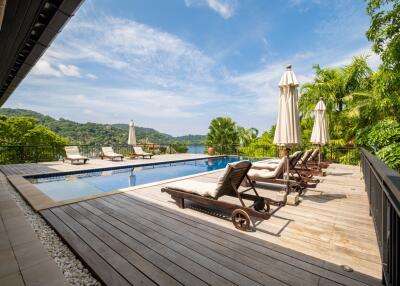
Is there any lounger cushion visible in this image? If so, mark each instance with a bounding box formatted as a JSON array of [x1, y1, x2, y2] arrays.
[[248, 156, 287, 179], [247, 169, 277, 179], [165, 180, 217, 198], [102, 147, 123, 157], [309, 149, 319, 161], [252, 160, 280, 170], [64, 146, 88, 160], [134, 147, 151, 156], [298, 149, 312, 165], [65, 146, 80, 156]]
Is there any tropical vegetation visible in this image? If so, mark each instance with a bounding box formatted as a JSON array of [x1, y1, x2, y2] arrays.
[[206, 0, 400, 170], [0, 108, 206, 145]]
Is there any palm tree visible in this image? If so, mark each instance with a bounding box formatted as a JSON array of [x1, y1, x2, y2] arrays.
[[299, 56, 373, 142], [237, 127, 259, 146], [206, 117, 239, 154]]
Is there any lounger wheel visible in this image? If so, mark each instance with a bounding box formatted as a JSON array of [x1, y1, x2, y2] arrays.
[[232, 209, 251, 231]]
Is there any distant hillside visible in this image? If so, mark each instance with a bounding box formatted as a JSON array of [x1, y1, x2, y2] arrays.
[[0, 108, 206, 145]]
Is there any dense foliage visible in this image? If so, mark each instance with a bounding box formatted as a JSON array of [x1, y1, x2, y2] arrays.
[[206, 117, 260, 154], [0, 115, 68, 146], [0, 108, 206, 145], [0, 115, 68, 163]]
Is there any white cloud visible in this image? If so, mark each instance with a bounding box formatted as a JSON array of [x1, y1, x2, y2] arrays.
[[326, 46, 381, 70], [30, 60, 61, 77], [58, 64, 81, 77], [86, 73, 97, 79], [30, 57, 81, 78], [184, 0, 237, 19], [42, 16, 214, 89]]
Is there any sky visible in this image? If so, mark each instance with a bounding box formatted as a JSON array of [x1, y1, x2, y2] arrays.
[[4, 0, 380, 136]]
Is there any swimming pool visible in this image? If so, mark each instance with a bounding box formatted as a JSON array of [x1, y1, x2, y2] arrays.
[[27, 156, 247, 201]]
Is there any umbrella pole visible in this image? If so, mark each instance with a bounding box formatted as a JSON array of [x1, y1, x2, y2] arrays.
[[318, 144, 322, 166], [285, 147, 290, 195]]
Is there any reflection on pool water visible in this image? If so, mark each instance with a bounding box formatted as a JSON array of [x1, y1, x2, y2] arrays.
[[28, 156, 251, 201]]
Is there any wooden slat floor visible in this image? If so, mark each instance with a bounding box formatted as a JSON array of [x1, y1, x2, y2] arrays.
[[40, 191, 380, 286], [0, 163, 54, 176], [2, 159, 381, 285]]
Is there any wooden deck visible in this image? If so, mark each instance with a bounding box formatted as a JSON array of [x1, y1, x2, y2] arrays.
[[40, 193, 379, 286], [1, 158, 382, 286]]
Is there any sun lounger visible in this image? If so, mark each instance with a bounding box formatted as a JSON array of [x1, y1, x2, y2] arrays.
[[161, 160, 283, 231], [63, 146, 89, 164], [306, 148, 330, 169], [133, 147, 153, 159], [101, 147, 123, 161], [252, 151, 302, 170], [249, 151, 317, 192]]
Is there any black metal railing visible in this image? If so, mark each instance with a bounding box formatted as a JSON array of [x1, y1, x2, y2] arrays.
[[0, 143, 361, 165], [0, 143, 203, 164], [361, 148, 400, 286]]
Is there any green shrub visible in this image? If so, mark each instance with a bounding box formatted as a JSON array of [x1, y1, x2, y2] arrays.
[[376, 143, 400, 172]]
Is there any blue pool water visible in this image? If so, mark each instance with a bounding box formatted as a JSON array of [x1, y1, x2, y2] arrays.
[[28, 156, 244, 201]]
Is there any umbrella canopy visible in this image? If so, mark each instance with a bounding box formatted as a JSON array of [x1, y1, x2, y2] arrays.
[[273, 65, 301, 147], [127, 120, 136, 146], [310, 99, 329, 145]]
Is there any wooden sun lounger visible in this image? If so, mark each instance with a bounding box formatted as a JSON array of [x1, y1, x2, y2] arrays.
[[249, 151, 319, 191], [63, 146, 89, 164], [161, 160, 283, 231], [133, 147, 153, 159], [248, 155, 306, 193], [101, 147, 124, 161]]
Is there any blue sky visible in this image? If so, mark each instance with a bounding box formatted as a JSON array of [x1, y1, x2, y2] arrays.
[[5, 0, 380, 136]]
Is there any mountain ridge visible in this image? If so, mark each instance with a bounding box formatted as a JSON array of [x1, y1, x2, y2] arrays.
[[0, 108, 206, 144]]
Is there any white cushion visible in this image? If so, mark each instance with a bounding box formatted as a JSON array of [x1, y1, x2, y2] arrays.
[[165, 180, 218, 198], [65, 146, 80, 156], [249, 156, 287, 179], [248, 169, 277, 179], [134, 147, 150, 155], [102, 147, 122, 157]]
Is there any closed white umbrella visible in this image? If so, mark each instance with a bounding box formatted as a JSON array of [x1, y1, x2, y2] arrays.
[[310, 98, 329, 164], [273, 65, 301, 195], [273, 64, 301, 146], [128, 120, 136, 146]]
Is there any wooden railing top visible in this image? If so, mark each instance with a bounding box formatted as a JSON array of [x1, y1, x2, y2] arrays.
[[361, 148, 400, 215]]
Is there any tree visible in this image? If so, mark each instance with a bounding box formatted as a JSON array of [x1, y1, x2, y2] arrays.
[[237, 127, 258, 146], [0, 115, 69, 163], [366, 0, 400, 72], [299, 56, 373, 142], [206, 117, 240, 154]]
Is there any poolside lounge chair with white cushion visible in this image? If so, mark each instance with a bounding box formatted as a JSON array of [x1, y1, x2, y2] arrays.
[[133, 147, 153, 159], [248, 154, 309, 193], [248, 156, 287, 181], [63, 146, 89, 164], [252, 151, 302, 170], [101, 147, 124, 161], [162, 160, 282, 231]]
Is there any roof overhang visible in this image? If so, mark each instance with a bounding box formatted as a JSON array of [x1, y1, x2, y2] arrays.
[[0, 0, 84, 106]]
